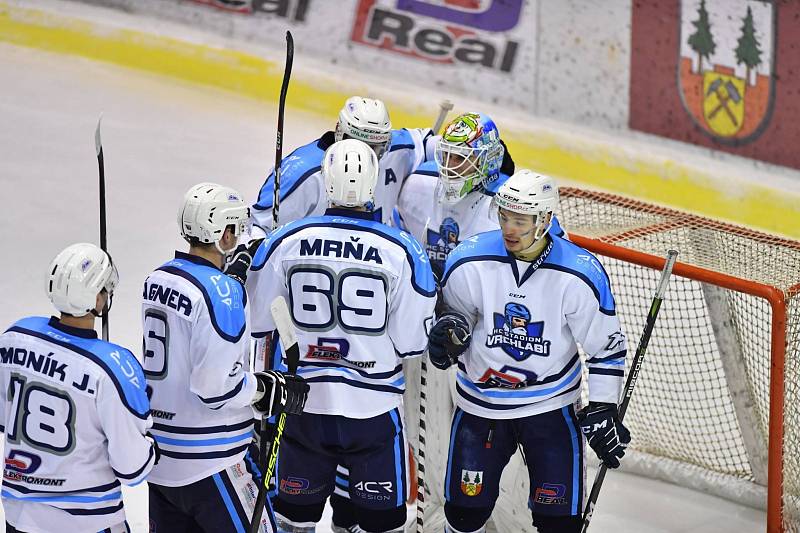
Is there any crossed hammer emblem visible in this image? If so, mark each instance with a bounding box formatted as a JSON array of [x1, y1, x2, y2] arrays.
[[706, 78, 742, 126]]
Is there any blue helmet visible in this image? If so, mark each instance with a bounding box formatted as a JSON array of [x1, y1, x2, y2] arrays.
[[439, 217, 460, 244], [434, 112, 504, 204], [505, 302, 531, 327]]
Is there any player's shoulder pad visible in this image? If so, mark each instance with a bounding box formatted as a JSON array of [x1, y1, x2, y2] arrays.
[[157, 259, 247, 343], [441, 230, 506, 285], [543, 237, 615, 313], [549, 214, 566, 239], [254, 138, 326, 211], [411, 159, 439, 178], [481, 171, 511, 196], [253, 215, 436, 297], [388, 128, 415, 153], [6, 317, 149, 419]]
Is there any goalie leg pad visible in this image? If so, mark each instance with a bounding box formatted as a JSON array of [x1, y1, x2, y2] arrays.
[[444, 503, 492, 532], [531, 514, 582, 533], [516, 405, 584, 518]]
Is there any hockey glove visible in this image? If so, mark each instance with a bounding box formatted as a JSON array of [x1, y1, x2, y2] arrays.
[[224, 238, 263, 286], [145, 431, 161, 465], [253, 371, 309, 418], [428, 313, 471, 370], [577, 402, 631, 469]]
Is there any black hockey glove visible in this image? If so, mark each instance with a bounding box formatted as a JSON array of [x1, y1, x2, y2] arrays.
[[224, 238, 263, 286], [253, 371, 309, 418], [577, 402, 631, 469], [428, 313, 471, 370], [145, 431, 161, 465], [499, 139, 515, 176]]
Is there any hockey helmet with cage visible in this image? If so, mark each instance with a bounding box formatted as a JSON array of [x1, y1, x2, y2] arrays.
[[335, 96, 392, 160], [435, 112, 504, 204], [323, 139, 379, 208], [46, 243, 119, 317], [178, 183, 250, 256], [493, 169, 559, 243]]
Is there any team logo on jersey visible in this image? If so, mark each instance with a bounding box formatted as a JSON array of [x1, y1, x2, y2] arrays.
[[426, 217, 460, 270], [534, 483, 567, 505], [485, 303, 550, 361], [460, 470, 483, 496], [478, 365, 539, 389], [4, 450, 41, 474], [305, 338, 377, 369]]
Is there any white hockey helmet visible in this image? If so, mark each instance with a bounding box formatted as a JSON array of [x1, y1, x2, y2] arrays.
[[45, 243, 119, 317], [322, 139, 379, 208], [178, 183, 250, 255], [335, 96, 392, 159], [493, 169, 559, 242]]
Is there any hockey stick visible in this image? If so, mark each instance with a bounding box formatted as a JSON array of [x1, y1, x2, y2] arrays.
[[432, 99, 454, 135], [580, 249, 679, 532], [272, 31, 294, 230], [415, 100, 455, 533], [250, 296, 300, 533], [94, 116, 109, 341]]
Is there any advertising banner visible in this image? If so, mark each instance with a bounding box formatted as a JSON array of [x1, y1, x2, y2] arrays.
[[630, 0, 800, 170]]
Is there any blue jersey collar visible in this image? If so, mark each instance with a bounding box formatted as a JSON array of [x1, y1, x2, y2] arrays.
[[174, 251, 221, 271], [324, 208, 380, 221], [48, 316, 97, 339]]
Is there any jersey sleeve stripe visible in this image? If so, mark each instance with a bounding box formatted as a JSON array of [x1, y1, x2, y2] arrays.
[[197, 376, 247, 405], [588, 367, 625, 377], [587, 350, 627, 364], [112, 446, 155, 484]]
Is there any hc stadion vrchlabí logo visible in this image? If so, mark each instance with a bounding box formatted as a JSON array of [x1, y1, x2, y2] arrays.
[[485, 302, 550, 361]]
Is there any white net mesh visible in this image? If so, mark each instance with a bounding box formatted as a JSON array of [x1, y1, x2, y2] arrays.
[[559, 187, 800, 532]]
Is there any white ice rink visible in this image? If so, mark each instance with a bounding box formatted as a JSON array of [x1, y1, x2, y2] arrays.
[[0, 42, 768, 532]]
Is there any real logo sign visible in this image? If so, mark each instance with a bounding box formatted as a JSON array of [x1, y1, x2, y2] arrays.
[[351, 0, 520, 73]]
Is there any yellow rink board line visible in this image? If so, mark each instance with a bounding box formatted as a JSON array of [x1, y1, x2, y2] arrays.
[[2, 2, 799, 240]]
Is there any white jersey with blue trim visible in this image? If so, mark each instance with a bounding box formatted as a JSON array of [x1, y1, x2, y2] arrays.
[[395, 161, 567, 276], [440, 232, 627, 419], [246, 209, 436, 419], [0, 316, 155, 533], [251, 128, 434, 233], [141, 252, 258, 487]]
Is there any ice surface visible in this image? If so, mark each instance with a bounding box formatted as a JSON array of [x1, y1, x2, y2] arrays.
[[0, 43, 767, 533]]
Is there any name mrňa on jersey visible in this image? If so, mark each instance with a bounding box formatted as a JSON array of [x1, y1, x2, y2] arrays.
[[300, 237, 383, 264]]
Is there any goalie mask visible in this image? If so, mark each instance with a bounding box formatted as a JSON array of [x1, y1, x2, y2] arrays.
[[434, 112, 503, 204], [178, 183, 250, 256], [46, 243, 119, 317], [493, 169, 559, 251], [335, 96, 392, 160]]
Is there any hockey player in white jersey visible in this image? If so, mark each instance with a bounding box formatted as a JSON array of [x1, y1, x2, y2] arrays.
[[250, 96, 435, 235], [0, 243, 157, 533], [246, 139, 437, 533], [428, 170, 631, 533], [142, 183, 309, 533]]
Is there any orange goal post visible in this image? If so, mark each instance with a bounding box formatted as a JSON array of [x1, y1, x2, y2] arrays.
[[558, 187, 800, 533]]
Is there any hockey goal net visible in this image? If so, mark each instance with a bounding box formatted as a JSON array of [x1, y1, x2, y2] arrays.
[[557, 187, 800, 533]]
